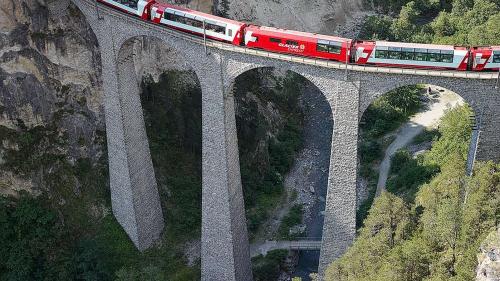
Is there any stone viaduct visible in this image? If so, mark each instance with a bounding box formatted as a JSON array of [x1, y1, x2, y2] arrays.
[[60, 0, 500, 279]]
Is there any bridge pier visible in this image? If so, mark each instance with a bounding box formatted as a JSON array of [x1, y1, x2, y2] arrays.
[[199, 55, 253, 281], [318, 80, 360, 278], [100, 34, 164, 251], [475, 91, 500, 163]]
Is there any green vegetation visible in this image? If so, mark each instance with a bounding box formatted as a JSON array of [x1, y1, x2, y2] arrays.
[[0, 70, 201, 280], [386, 150, 439, 201], [327, 104, 499, 281], [357, 85, 424, 226], [361, 0, 500, 45], [252, 249, 290, 281], [140, 71, 202, 243], [277, 204, 304, 239], [410, 128, 439, 145], [387, 105, 473, 202], [233, 68, 305, 239]]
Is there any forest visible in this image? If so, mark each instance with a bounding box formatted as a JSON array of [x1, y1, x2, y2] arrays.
[[324, 0, 500, 280], [362, 0, 500, 45]]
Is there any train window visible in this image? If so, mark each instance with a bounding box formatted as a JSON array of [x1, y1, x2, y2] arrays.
[[441, 50, 454, 63], [165, 12, 225, 34], [428, 50, 441, 62], [401, 48, 415, 60], [317, 43, 330, 53], [206, 22, 225, 34], [375, 50, 389, 59], [120, 0, 138, 8], [317, 40, 341, 54], [441, 54, 453, 63], [328, 45, 341, 54], [328, 41, 342, 54], [165, 13, 174, 21], [270, 37, 282, 43], [414, 48, 427, 61], [388, 47, 401, 59], [227, 29, 232, 36], [286, 40, 299, 46], [493, 53, 500, 63], [388, 51, 401, 59], [165, 12, 203, 29]]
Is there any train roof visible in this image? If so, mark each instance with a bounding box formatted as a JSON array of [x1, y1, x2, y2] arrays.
[[473, 46, 500, 50], [246, 25, 351, 43], [154, 3, 245, 26], [374, 41, 463, 50]]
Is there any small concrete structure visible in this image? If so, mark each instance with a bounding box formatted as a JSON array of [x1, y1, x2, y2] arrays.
[[250, 240, 322, 257], [67, 0, 500, 279]]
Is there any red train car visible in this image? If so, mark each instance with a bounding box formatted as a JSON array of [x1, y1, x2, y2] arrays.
[[470, 46, 500, 71], [149, 3, 246, 45], [97, 0, 155, 19], [244, 25, 352, 63], [354, 40, 469, 71]]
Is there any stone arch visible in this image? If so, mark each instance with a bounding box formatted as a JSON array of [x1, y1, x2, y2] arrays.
[[113, 34, 203, 250], [356, 74, 500, 163], [228, 64, 335, 275], [358, 75, 490, 118], [356, 80, 476, 225]]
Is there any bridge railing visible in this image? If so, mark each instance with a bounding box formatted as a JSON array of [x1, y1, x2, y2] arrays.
[[86, 0, 498, 80]]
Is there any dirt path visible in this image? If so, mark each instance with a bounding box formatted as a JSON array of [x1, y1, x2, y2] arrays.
[[375, 87, 463, 196]]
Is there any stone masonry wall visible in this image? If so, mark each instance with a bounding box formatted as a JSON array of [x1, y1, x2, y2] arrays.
[[65, 1, 500, 279]]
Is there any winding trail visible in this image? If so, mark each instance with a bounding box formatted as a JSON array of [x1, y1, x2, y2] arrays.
[[375, 87, 463, 196]]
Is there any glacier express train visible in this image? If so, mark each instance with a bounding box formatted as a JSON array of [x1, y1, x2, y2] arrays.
[[97, 0, 500, 72]]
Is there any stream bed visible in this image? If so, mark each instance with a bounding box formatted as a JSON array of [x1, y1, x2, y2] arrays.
[[288, 85, 333, 280]]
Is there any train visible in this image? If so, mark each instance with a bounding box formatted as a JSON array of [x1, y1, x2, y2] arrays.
[[97, 0, 500, 72]]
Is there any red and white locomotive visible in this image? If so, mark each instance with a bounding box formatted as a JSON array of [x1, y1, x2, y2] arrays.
[[244, 25, 352, 63], [97, 0, 500, 72]]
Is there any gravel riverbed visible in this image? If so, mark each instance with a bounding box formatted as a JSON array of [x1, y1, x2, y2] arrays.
[[287, 84, 333, 280]]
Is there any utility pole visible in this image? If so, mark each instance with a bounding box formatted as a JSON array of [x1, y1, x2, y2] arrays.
[[203, 20, 207, 55], [95, 0, 103, 20], [496, 66, 499, 90], [345, 43, 349, 81]]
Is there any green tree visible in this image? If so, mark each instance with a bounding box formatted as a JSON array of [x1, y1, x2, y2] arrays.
[[326, 193, 411, 281], [391, 2, 421, 41], [424, 105, 472, 167], [468, 13, 500, 45]]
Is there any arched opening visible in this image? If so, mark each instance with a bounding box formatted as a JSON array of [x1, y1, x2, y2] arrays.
[[115, 35, 202, 278], [326, 83, 498, 281], [356, 84, 471, 225], [231, 67, 333, 280]]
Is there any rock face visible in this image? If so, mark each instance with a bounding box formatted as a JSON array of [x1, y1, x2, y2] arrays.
[[476, 227, 500, 281], [220, 0, 369, 36], [0, 0, 103, 196]]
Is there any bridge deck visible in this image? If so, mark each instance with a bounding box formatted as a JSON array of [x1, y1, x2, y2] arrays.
[[89, 0, 498, 80]]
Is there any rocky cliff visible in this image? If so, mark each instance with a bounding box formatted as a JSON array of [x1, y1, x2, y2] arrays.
[[219, 0, 370, 37], [0, 0, 104, 198]]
